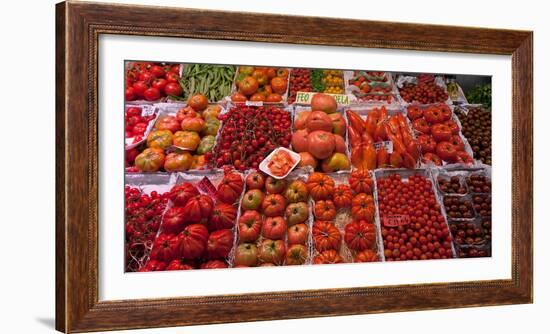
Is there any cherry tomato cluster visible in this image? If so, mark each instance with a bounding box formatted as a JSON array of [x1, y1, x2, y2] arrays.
[[125, 62, 183, 101], [408, 103, 473, 166], [376, 173, 454, 261], [125, 186, 170, 272], [443, 196, 475, 219], [437, 176, 468, 194], [125, 106, 155, 142], [288, 69, 313, 103], [211, 105, 292, 170], [399, 75, 449, 104], [449, 221, 485, 246]]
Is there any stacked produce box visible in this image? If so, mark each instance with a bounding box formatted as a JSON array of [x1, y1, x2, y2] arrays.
[[124, 62, 492, 272]]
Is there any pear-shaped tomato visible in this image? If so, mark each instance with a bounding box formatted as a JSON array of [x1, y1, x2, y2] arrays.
[[173, 131, 200, 151], [147, 130, 173, 149], [134, 148, 165, 172], [163, 152, 193, 172]]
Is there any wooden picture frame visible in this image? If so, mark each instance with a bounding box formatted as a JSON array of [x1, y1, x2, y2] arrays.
[[56, 1, 532, 332]]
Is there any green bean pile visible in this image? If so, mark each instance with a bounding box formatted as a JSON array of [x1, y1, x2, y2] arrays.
[[180, 64, 236, 102]]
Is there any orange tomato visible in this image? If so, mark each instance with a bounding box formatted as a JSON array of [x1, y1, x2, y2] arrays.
[[271, 77, 287, 94]]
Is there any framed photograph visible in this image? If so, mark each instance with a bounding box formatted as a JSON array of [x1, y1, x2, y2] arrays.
[[56, 1, 532, 332]]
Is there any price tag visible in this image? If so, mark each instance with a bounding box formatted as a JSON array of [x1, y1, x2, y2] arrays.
[[141, 105, 156, 116], [245, 101, 263, 107], [382, 214, 410, 227], [197, 176, 218, 198], [374, 141, 393, 153], [295, 91, 350, 105]]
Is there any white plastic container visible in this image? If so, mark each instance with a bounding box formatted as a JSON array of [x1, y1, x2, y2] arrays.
[[259, 147, 301, 179]]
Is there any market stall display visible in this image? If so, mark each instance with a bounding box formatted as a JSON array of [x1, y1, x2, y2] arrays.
[[123, 61, 493, 272]]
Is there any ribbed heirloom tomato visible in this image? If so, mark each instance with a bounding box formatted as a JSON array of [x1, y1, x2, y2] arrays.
[[206, 229, 234, 259], [182, 195, 214, 224], [348, 170, 373, 195], [208, 203, 237, 231], [313, 249, 343, 264], [216, 172, 244, 204], [306, 173, 335, 200], [344, 220, 376, 251], [312, 221, 341, 252], [178, 224, 208, 259], [238, 210, 262, 242], [169, 183, 199, 207], [314, 200, 337, 221], [134, 148, 165, 172], [351, 193, 375, 222], [354, 249, 379, 262]]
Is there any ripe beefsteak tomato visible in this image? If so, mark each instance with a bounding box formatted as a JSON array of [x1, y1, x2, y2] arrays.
[[169, 183, 199, 207], [348, 170, 373, 195], [150, 233, 179, 262], [285, 244, 308, 265], [156, 115, 180, 133], [245, 171, 265, 190], [206, 229, 233, 259], [313, 249, 343, 264], [216, 172, 244, 204], [147, 130, 173, 149], [238, 210, 262, 242], [354, 249, 379, 263], [312, 221, 341, 252], [182, 195, 214, 224], [265, 176, 286, 194], [344, 220, 376, 251], [306, 173, 335, 200], [134, 148, 165, 172], [177, 224, 208, 259], [285, 202, 309, 226], [284, 180, 309, 203], [287, 223, 308, 245], [234, 243, 258, 267], [258, 239, 286, 265], [161, 207, 187, 233], [314, 200, 337, 221], [200, 259, 228, 269], [307, 130, 336, 160], [166, 259, 194, 271], [208, 203, 237, 231], [351, 193, 375, 222], [333, 185, 353, 209], [261, 216, 287, 240], [261, 194, 286, 217]]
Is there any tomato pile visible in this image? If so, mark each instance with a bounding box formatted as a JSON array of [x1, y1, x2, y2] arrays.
[[288, 68, 313, 103], [407, 103, 474, 166], [291, 97, 350, 172], [234, 171, 311, 266], [376, 173, 455, 261], [398, 74, 449, 104], [125, 106, 156, 144], [125, 186, 170, 272], [139, 172, 244, 271], [126, 94, 221, 173], [230, 66, 289, 103], [309, 171, 380, 264], [212, 105, 292, 170], [125, 62, 182, 101]]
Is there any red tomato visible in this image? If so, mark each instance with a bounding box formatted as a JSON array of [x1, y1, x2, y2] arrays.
[[449, 135, 465, 151], [238, 76, 259, 96], [435, 141, 458, 162], [165, 72, 180, 83], [431, 123, 452, 142], [231, 92, 247, 102], [125, 87, 136, 101], [422, 152, 442, 166], [164, 82, 182, 96], [152, 78, 168, 92], [126, 107, 141, 118], [149, 65, 165, 78], [412, 118, 431, 134], [443, 120, 460, 134], [143, 87, 161, 101], [132, 81, 149, 97], [416, 134, 436, 153]]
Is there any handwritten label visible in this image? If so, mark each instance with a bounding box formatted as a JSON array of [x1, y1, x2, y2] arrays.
[[374, 141, 393, 153], [382, 214, 411, 227], [295, 91, 350, 105], [141, 105, 156, 116], [245, 101, 263, 107], [197, 176, 218, 198]]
